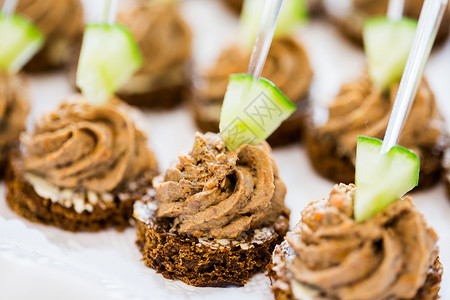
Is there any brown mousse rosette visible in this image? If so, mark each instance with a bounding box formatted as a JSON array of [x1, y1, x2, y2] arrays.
[[0, 72, 29, 176], [116, 0, 192, 108], [17, 0, 84, 72], [324, 0, 450, 46], [192, 36, 313, 146], [134, 132, 290, 286], [6, 97, 159, 231], [269, 184, 442, 300], [306, 73, 447, 189]]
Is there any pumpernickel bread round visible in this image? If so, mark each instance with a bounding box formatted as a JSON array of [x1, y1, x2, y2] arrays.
[[118, 81, 192, 109], [135, 203, 290, 287], [6, 150, 158, 232]]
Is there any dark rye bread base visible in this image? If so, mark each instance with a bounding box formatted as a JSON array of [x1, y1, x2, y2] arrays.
[[304, 123, 443, 190], [0, 150, 8, 178], [441, 168, 450, 201], [135, 212, 290, 287], [191, 96, 310, 148], [0, 158, 6, 179], [23, 51, 63, 73], [268, 255, 443, 300], [1, 143, 20, 179], [444, 176, 450, 201], [5, 151, 156, 232], [221, 0, 243, 13], [23, 40, 82, 73], [117, 81, 192, 110], [266, 104, 308, 147]]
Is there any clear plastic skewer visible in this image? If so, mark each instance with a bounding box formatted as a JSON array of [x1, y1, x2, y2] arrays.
[[387, 0, 405, 22], [380, 0, 448, 154], [2, 0, 18, 18], [247, 0, 284, 82], [103, 0, 118, 25]]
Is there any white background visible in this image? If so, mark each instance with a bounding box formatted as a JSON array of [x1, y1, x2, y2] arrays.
[[1, 1, 450, 299]]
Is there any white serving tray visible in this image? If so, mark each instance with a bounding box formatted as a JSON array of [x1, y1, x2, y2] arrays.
[[1, 1, 450, 299]]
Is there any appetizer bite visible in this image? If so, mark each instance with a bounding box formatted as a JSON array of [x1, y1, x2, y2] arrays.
[[134, 131, 290, 286], [192, 0, 312, 147], [6, 3, 159, 231], [16, 0, 84, 72], [0, 4, 43, 176], [323, 0, 450, 46], [270, 137, 442, 300], [273, 8, 445, 296], [134, 3, 296, 285], [115, 0, 192, 108], [306, 16, 448, 188], [6, 99, 159, 231]]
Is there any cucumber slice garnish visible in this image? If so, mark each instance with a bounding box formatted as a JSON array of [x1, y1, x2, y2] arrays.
[[76, 24, 143, 105], [0, 14, 44, 73], [363, 17, 417, 91], [354, 136, 420, 223], [219, 74, 296, 150], [239, 0, 308, 48]]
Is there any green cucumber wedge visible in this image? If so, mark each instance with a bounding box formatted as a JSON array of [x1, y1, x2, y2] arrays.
[[364, 17, 417, 91], [219, 74, 296, 150], [76, 24, 143, 105], [0, 14, 44, 73], [239, 0, 308, 48], [354, 136, 420, 223]]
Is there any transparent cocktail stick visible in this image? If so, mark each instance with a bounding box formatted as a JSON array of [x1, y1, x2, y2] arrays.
[[103, 0, 118, 25], [247, 0, 284, 83], [380, 0, 448, 154], [387, 0, 405, 22], [1, 0, 18, 18]]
